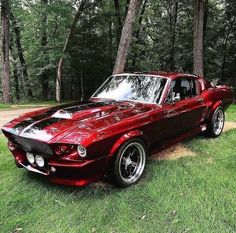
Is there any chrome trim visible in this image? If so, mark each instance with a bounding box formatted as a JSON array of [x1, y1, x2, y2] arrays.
[[20, 162, 49, 176]]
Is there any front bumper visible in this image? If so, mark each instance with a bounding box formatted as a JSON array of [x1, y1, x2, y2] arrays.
[[12, 148, 111, 187]]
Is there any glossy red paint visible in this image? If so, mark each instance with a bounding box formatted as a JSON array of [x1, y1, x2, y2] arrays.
[[1, 72, 234, 186]]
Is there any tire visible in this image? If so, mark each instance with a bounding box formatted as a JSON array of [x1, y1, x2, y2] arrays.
[[206, 106, 225, 138], [113, 138, 147, 187]]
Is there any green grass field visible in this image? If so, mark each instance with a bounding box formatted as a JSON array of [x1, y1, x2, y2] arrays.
[[0, 105, 235, 233], [0, 103, 11, 110], [0, 101, 72, 110]]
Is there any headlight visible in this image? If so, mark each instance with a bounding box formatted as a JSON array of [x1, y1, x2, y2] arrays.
[[77, 145, 87, 158], [51, 144, 75, 156], [35, 155, 45, 167], [26, 152, 35, 164]]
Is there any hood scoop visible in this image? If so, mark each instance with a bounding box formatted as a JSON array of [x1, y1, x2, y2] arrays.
[[52, 110, 72, 119]]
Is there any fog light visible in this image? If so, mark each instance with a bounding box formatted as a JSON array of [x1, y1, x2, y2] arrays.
[[26, 152, 35, 164], [77, 145, 87, 158], [35, 155, 45, 167]]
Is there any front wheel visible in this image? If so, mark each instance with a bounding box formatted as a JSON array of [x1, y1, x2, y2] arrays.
[[114, 139, 147, 187], [206, 106, 225, 138]]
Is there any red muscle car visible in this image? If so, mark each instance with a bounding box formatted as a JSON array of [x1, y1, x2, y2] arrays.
[[2, 72, 234, 187]]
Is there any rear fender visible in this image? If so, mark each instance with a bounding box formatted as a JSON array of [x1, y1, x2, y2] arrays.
[[208, 100, 223, 120], [109, 130, 148, 156]]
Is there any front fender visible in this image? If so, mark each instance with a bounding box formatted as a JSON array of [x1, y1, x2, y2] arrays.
[[109, 130, 148, 156]]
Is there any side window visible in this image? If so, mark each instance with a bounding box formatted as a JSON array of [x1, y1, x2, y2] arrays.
[[171, 78, 192, 101], [179, 79, 191, 99], [166, 78, 198, 104]]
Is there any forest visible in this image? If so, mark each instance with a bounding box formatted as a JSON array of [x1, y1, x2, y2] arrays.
[[0, 0, 235, 103]]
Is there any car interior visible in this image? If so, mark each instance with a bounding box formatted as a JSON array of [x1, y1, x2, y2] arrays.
[[166, 78, 197, 103]]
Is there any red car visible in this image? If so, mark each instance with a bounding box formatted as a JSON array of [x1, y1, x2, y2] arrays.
[[2, 72, 234, 187]]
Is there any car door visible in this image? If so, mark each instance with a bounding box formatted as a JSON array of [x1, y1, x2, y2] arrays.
[[144, 79, 187, 148], [161, 77, 206, 139]]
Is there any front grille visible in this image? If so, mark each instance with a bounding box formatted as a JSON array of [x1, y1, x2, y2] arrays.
[[11, 135, 53, 156]]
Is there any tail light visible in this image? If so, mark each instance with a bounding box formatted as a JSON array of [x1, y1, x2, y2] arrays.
[[51, 144, 75, 156]]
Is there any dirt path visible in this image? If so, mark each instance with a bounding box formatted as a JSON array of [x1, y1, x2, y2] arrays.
[[0, 108, 46, 128]]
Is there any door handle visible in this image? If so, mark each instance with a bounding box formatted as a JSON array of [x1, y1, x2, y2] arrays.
[[165, 109, 175, 114]]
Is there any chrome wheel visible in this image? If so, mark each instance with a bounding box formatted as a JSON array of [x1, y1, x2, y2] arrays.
[[118, 142, 146, 185], [213, 108, 224, 135]]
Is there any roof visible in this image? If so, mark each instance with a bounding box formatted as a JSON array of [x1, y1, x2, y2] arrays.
[[145, 71, 197, 79], [115, 71, 197, 80]]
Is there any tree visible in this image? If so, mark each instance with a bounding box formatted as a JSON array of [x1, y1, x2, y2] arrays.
[[131, 0, 148, 68], [113, 0, 142, 75], [193, 0, 204, 76], [56, 0, 86, 103], [41, 0, 49, 100], [11, 12, 33, 99], [113, 0, 123, 46], [169, 0, 179, 71], [1, 0, 12, 103]]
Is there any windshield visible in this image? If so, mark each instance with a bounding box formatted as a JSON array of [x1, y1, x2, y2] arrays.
[[92, 75, 167, 103]]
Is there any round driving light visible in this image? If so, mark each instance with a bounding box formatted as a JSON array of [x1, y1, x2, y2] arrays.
[[35, 155, 45, 167], [77, 145, 87, 158], [26, 152, 35, 164]]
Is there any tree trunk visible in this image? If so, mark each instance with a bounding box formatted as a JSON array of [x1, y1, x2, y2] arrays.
[[1, 0, 12, 103], [11, 13, 33, 99], [41, 0, 49, 100], [124, 0, 131, 18], [113, 0, 123, 47], [193, 0, 204, 77], [10, 32, 20, 101], [170, 0, 178, 71], [131, 0, 148, 68], [113, 0, 142, 75], [56, 0, 86, 103], [220, 23, 233, 82]]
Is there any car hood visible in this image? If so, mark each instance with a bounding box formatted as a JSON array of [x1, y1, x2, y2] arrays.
[[2, 99, 156, 144]]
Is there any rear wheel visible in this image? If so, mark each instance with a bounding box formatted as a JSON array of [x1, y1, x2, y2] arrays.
[[114, 139, 147, 187], [206, 106, 225, 138]]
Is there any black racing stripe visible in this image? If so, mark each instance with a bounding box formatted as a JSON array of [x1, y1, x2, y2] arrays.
[[12, 101, 84, 131], [13, 100, 113, 132], [13, 110, 58, 132], [24, 117, 66, 133]]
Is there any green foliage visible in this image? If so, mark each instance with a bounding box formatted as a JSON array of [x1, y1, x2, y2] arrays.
[[1, 0, 235, 102]]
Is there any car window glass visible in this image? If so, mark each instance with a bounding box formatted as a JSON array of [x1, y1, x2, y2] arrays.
[[179, 79, 191, 100], [166, 78, 197, 104], [93, 75, 167, 103]]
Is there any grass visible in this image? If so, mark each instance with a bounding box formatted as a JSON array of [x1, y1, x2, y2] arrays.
[[0, 103, 11, 110], [225, 104, 236, 122], [0, 100, 75, 110], [0, 106, 235, 233]]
